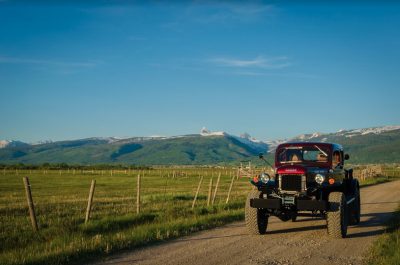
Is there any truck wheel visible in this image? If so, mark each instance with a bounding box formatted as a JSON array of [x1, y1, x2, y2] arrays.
[[327, 192, 348, 238], [245, 189, 268, 235], [291, 212, 297, 222], [349, 188, 361, 225]]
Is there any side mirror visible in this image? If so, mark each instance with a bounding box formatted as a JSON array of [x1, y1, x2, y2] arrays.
[[258, 153, 264, 159], [344, 154, 350, 160]]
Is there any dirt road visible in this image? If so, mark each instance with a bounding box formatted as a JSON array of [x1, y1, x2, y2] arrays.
[[94, 180, 400, 265]]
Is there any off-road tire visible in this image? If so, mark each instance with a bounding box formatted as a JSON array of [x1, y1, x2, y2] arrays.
[[349, 187, 361, 225], [291, 212, 297, 222], [245, 189, 268, 235], [327, 192, 348, 238]]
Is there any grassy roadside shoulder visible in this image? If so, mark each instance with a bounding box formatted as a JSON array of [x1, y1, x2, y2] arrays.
[[359, 176, 397, 188], [360, 175, 399, 265], [0, 206, 244, 265], [366, 205, 400, 265]]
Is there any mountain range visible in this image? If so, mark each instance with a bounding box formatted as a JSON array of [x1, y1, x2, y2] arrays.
[[1, 125, 400, 165]]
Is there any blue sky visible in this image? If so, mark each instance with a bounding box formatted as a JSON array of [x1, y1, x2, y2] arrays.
[[1, 1, 400, 142]]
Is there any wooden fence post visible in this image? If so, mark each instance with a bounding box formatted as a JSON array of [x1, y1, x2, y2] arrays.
[[226, 176, 235, 204], [85, 179, 96, 223], [207, 178, 213, 206], [23, 177, 38, 231], [191, 176, 203, 209], [136, 174, 141, 214], [212, 173, 221, 205]]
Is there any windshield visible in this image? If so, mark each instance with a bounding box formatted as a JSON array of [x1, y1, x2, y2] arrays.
[[277, 145, 330, 164]]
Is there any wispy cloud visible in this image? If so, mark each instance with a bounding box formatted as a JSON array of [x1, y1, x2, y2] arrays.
[[228, 4, 273, 15], [205, 55, 317, 78], [79, 6, 134, 16], [160, 3, 276, 32], [208, 55, 291, 69], [0, 56, 100, 68], [232, 71, 319, 79], [189, 3, 275, 24], [146, 56, 315, 79]]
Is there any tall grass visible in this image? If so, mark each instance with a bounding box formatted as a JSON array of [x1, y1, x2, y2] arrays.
[[366, 206, 400, 265], [0, 168, 249, 265]]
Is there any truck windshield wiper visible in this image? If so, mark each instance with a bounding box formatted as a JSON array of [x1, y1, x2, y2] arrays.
[[314, 145, 328, 157], [278, 148, 287, 157]]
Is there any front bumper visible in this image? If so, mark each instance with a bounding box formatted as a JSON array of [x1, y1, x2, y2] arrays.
[[250, 198, 327, 211]]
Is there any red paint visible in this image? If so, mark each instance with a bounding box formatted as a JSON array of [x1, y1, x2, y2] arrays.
[[276, 165, 306, 175]]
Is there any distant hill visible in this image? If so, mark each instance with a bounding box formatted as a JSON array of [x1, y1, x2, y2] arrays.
[[1, 126, 399, 165], [278, 126, 400, 164], [0, 132, 268, 165], [0, 140, 29, 149]]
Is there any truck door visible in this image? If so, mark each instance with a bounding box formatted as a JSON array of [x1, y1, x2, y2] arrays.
[[332, 150, 345, 182]]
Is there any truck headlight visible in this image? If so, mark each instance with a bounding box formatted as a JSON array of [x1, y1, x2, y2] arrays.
[[315, 174, 325, 184], [260, 173, 270, 184]]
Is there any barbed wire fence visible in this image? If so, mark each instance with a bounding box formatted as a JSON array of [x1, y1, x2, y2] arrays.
[[1, 164, 399, 232]]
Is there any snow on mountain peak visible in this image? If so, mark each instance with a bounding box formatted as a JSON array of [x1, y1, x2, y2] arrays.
[[200, 127, 210, 135], [231, 133, 268, 153], [339, 125, 400, 138], [240, 132, 251, 139], [298, 134, 306, 140], [200, 127, 226, 136], [199, 128, 267, 152], [0, 140, 29, 148], [31, 140, 53, 145], [0, 140, 10, 148], [310, 132, 321, 138]]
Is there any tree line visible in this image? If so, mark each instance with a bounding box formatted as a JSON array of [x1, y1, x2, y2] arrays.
[[0, 163, 151, 170]]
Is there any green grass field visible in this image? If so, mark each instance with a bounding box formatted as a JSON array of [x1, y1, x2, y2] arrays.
[[1, 167, 399, 265], [0, 168, 251, 265], [366, 206, 400, 265]]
